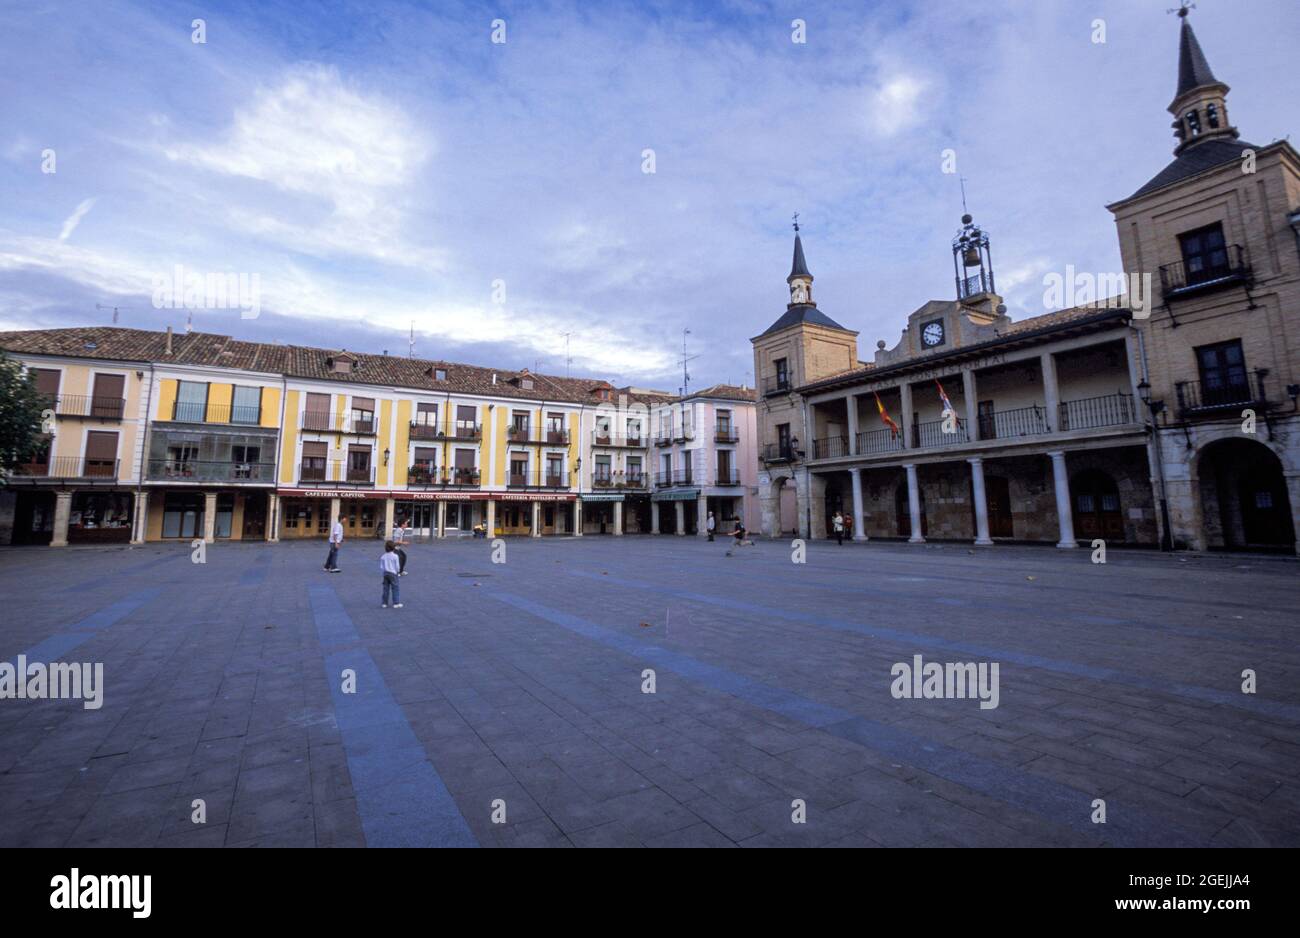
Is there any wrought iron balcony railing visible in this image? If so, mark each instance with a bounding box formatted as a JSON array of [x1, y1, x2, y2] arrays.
[[762, 442, 796, 463], [147, 459, 274, 482], [976, 405, 1050, 441], [409, 421, 481, 441], [1058, 392, 1136, 431], [506, 471, 571, 489], [298, 461, 375, 485], [302, 412, 377, 435], [913, 417, 969, 449], [1159, 244, 1250, 299], [713, 469, 741, 485], [856, 428, 903, 455], [761, 375, 791, 396], [812, 436, 849, 460], [714, 426, 739, 443], [1175, 370, 1267, 417], [47, 394, 125, 420], [11, 456, 120, 478], [592, 431, 646, 447]]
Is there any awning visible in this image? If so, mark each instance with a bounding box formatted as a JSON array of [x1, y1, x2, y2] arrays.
[[651, 489, 701, 502], [581, 493, 624, 502]]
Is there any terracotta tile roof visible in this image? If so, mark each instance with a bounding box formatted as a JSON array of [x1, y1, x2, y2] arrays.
[[0, 326, 637, 405], [686, 383, 757, 403]]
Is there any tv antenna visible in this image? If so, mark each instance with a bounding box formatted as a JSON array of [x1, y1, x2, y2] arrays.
[[559, 331, 573, 377], [409, 321, 415, 358], [677, 328, 699, 396], [95, 303, 133, 324]]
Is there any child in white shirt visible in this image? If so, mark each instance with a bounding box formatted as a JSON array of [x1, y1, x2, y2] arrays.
[[380, 541, 403, 608]]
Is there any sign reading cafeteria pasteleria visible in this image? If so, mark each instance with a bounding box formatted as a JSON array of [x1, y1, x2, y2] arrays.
[[281, 489, 576, 501]]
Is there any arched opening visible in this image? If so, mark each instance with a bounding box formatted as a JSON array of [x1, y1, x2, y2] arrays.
[[895, 477, 927, 538], [1197, 438, 1295, 552], [1072, 469, 1124, 542]]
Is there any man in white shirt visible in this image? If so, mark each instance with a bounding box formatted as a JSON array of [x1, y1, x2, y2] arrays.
[[393, 517, 409, 575], [706, 511, 716, 542], [324, 517, 344, 572]]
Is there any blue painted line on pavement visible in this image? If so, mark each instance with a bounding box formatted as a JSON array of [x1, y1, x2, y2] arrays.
[[239, 567, 267, 587], [5, 588, 163, 666], [487, 588, 1201, 847], [307, 583, 477, 849], [569, 569, 1300, 723]]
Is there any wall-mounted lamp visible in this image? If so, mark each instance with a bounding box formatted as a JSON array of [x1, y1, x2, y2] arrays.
[[383, 448, 391, 466]]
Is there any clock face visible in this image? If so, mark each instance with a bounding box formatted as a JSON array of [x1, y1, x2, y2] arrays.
[[922, 320, 945, 347]]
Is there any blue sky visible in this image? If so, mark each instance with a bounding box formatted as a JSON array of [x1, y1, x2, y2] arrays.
[[1, 0, 1296, 390]]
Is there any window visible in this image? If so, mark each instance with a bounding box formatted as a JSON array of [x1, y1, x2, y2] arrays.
[[1206, 102, 1220, 129], [305, 392, 332, 431], [774, 358, 789, 390], [331, 358, 352, 374], [91, 373, 125, 418], [350, 397, 375, 433], [29, 368, 60, 405], [1184, 108, 1201, 137], [162, 492, 205, 539], [627, 457, 642, 482], [415, 402, 438, 426], [1179, 223, 1229, 284], [511, 412, 530, 440], [175, 380, 208, 422], [231, 445, 261, 479], [84, 430, 118, 477], [546, 412, 565, 442], [456, 405, 477, 434], [1195, 340, 1249, 406], [433, 368, 447, 382], [510, 454, 528, 485], [453, 448, 476, 484], [347, 446, 371, 482], [626, 418, 641, 441], [594, 455, 612, 484], [546, 456, 564, 485], [302, 441, 327, 481], [412, 446, 438, 483], [777, 422, 791, 456], [521, 377, 533, 390], [231, 386, 261, 424], [717, 449, 733, 482], [167, 444, 198, 476]]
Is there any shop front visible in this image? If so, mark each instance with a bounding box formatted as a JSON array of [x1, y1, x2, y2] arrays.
[[68, 491, 134, 544]]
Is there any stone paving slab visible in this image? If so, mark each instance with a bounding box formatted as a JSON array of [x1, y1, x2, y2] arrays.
[[0, 537, 1296, 847]]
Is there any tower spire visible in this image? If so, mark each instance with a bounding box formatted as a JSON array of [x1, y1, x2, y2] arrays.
[[787, 218, 814, 307], [1167, 5, 1238, 155]]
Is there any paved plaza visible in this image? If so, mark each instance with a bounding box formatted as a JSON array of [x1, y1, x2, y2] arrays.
[[0, 535, 1297, 848]]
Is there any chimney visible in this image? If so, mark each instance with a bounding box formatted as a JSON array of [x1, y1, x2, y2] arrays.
[[165, 326, 173, 356], [491, 373, 497, 385]]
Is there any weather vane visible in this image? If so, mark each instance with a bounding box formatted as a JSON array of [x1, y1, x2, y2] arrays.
[[1167, 2, 1194, 17], [792, 212, 799, 233]]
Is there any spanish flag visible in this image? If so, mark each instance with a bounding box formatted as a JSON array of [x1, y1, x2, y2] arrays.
[[874, 391, 900, 438], [936, 379, 956, 416]]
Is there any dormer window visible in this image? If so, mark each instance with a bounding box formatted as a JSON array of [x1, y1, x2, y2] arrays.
[[1206, 102, 1220, 129], [521, 377, 533, 390], [1184, 109, 1201, 137], [434, 368, 446, 382], [595, 388, 611, 402], [329, 352, 357, 374]]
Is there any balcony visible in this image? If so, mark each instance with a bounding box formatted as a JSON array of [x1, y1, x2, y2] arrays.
[[762, 442, 795, 463], [168, 401, 262, 425], [856, 428, 903, 455], [654, 432, 673, 447], [977, 405, 1049, 441], [408, 420, 481, 442], [592, 473, 615, 488], [408, 465, 482, 487], [1159, 245, 1251, 300], [654, 471, 673, 488], [714, 426, 739, 444], [147, 459, 274, 482], [302, 412, 376, 435], [298, 462, 375, 485], [1058, 393, 1136, 431], [1175, 371, 1267, 418], [11, 456, 119, 479], [813, 436, 849, 460], [506, 471, 570, 489], [49, 394, 125, 420], [672, 469, 694, 487], [592, 431, 645, 448], [914, 417, 970, 449], [761, 375, 791, 397], [713, 469, 741, 486], [506, 426, 569, 445]]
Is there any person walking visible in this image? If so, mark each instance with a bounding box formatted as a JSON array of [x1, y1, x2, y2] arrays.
[[706, 511, 716, 542], [393, 516, 409, 575], [380, 540, 403, 608], [843, 512, 854, 541], [324, 514, 344, 571], [832, 510, 844, 545]]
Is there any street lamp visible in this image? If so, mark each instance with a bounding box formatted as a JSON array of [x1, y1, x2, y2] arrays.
[[1137, 380, 1174, 552], [383, 447, 391, 466]]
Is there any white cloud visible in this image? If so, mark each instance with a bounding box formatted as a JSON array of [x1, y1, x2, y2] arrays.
[[872, 75, 928, 136], [57, 198, 96, 241]]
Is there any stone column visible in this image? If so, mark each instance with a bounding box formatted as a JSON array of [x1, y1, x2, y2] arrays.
[[384, 497, 395, 538], [1048, 450, 1077, 548], [486, 499, 496, 537], [808, 471, 828, 539], [1041, 351, 1061, 433], [899, 383, 915, 450], [904, 463, 924, 544], [674, 500, 685, 536], [613, 500, 624, 536], [574, 498, 583, 536], [437, 500, 447, 538], [51, 490, 72, 547], [651, 501, 660, 535], [131, 491, 148, 544], [968, 457, 994, 546], [696, 493, 707, 537], [850, 467, 867, 541], [531, 501, 541, 537], [203, 491, 217, 543], [962, 369, 979, 442], [845, 393, 859, 455], [266, 493, 279, 542]]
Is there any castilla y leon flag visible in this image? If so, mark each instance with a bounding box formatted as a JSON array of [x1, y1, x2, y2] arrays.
[[874, 391, 900, 438]]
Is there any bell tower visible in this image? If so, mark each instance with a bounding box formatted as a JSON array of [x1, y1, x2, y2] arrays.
[[787, 216, 814, 307], [1168, 6, 1238, 155], [952, 213, 995, 301]]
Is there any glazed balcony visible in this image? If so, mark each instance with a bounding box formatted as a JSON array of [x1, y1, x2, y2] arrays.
[[147, 459, 275, 482], [168, 401, 262, 425]]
